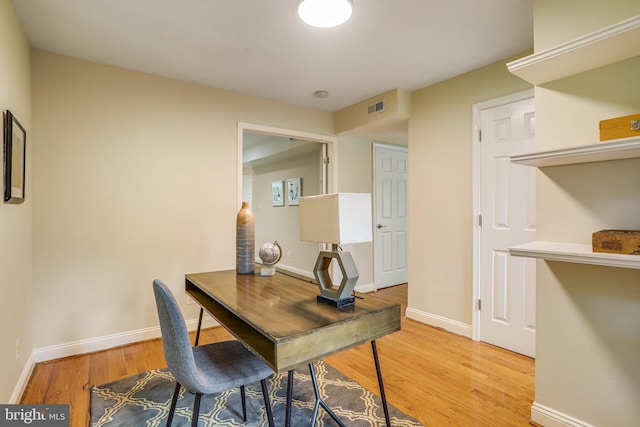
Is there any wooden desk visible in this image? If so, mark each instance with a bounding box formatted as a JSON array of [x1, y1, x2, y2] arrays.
[[185, 269, 401, 426]]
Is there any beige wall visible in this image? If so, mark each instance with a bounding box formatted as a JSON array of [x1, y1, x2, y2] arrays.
[[334, 89, 411, 134], [407, 56, 531, 326], [0, 0, 32, 402], [30, 50, 334, 350], [533, 0, 640, 425]]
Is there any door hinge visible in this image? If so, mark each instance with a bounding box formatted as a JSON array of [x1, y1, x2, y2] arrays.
[[477, 299, 482, 311], [478, 214, 482, 227], [479, 130, 482, 142], [323, 156, 330, 165]]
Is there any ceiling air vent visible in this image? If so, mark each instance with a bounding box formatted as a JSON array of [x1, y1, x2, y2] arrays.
[[367, 100, 385, 115]]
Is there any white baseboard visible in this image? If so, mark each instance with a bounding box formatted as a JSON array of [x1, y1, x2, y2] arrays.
[[531, 402, 595, 427], [33, 316, 219, 363], [276, 264, 314, 279], [405, 307, 472, 338], [10, 352, 36, 404], [355, 282, 375, 293]]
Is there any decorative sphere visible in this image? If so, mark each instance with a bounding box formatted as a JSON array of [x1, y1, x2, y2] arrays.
[[259, 241, 282, 266]]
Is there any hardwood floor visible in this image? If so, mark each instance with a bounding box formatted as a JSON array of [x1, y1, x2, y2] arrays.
[[21, 284, 535, 426]]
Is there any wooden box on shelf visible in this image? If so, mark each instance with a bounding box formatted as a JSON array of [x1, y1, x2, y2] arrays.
[[592, 230, 640, 255], [599, 113, 640, 141]]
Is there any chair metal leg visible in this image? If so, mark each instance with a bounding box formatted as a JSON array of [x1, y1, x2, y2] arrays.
[[285, 370, 294, 427], [371, 340, 391, 427], [194, 308, 204, 346], [308, 362, 345, 427], [260, 379, 275, 427], [240, 385, 247, 421], [191, 393, 202, 427], [166, 382, 181, 427]]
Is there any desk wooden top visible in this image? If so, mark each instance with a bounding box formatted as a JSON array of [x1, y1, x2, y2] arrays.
[[185, 270, 401, 372]]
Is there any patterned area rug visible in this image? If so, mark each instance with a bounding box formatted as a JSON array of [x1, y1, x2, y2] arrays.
[[90, 361, 423, 426]]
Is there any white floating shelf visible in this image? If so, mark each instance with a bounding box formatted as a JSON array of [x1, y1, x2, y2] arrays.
[[510, 136, 640, 167], [507, 15, 640, 85], [510, 241, 640, 269]]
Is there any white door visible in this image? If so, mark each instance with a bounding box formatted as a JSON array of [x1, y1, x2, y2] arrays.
[[373, 143, 409, 289], [480, 97, 536, 357]]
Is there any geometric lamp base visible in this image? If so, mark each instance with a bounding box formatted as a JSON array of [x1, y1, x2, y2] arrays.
[[313, 249, 359, 308], [316, 294, 356, 307]]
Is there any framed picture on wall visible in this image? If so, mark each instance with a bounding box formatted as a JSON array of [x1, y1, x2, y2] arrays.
[[272, 181, 284, 206], [4, 110, 26, 204], [287, 178, 302, 206]]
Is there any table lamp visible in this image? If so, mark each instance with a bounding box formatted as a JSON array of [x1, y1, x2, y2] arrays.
[[299, 193, 372, 307]]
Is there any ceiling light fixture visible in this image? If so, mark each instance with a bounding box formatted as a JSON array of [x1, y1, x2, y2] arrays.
[[297, 0, 353, 28]]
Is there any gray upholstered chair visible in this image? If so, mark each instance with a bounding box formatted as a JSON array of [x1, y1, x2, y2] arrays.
[[152, 279, 275, 427]]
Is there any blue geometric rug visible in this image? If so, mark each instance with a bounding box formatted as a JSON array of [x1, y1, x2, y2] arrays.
[[90, 360, 423, 426]]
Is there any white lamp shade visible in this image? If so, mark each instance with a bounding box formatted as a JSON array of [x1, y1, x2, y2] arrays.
[[299, 193, 372, 245]]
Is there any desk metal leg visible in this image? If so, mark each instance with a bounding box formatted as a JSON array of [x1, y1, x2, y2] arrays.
[[285, 370, 293, 427], [308, 362, 346, 427], [371, 340, 391, 427], [194, 308, 204, 346], [188, 308, 205, 399]]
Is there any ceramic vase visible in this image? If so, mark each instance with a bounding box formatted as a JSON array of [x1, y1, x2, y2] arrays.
[[236, 202, 255, 274]]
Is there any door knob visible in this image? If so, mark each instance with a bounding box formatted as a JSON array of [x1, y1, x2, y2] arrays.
[[377, 224, 387, 229]]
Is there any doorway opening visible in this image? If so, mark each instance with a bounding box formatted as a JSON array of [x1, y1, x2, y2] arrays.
[[238, 123, 336, 278]]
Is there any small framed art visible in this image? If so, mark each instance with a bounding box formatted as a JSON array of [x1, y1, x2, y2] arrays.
[[4, 110, 26, 204], [272, 180, 284, 206], [287, 178, 302, 206]]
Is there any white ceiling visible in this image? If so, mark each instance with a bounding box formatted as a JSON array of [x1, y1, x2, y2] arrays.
[[13, 0, 533, 115]]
